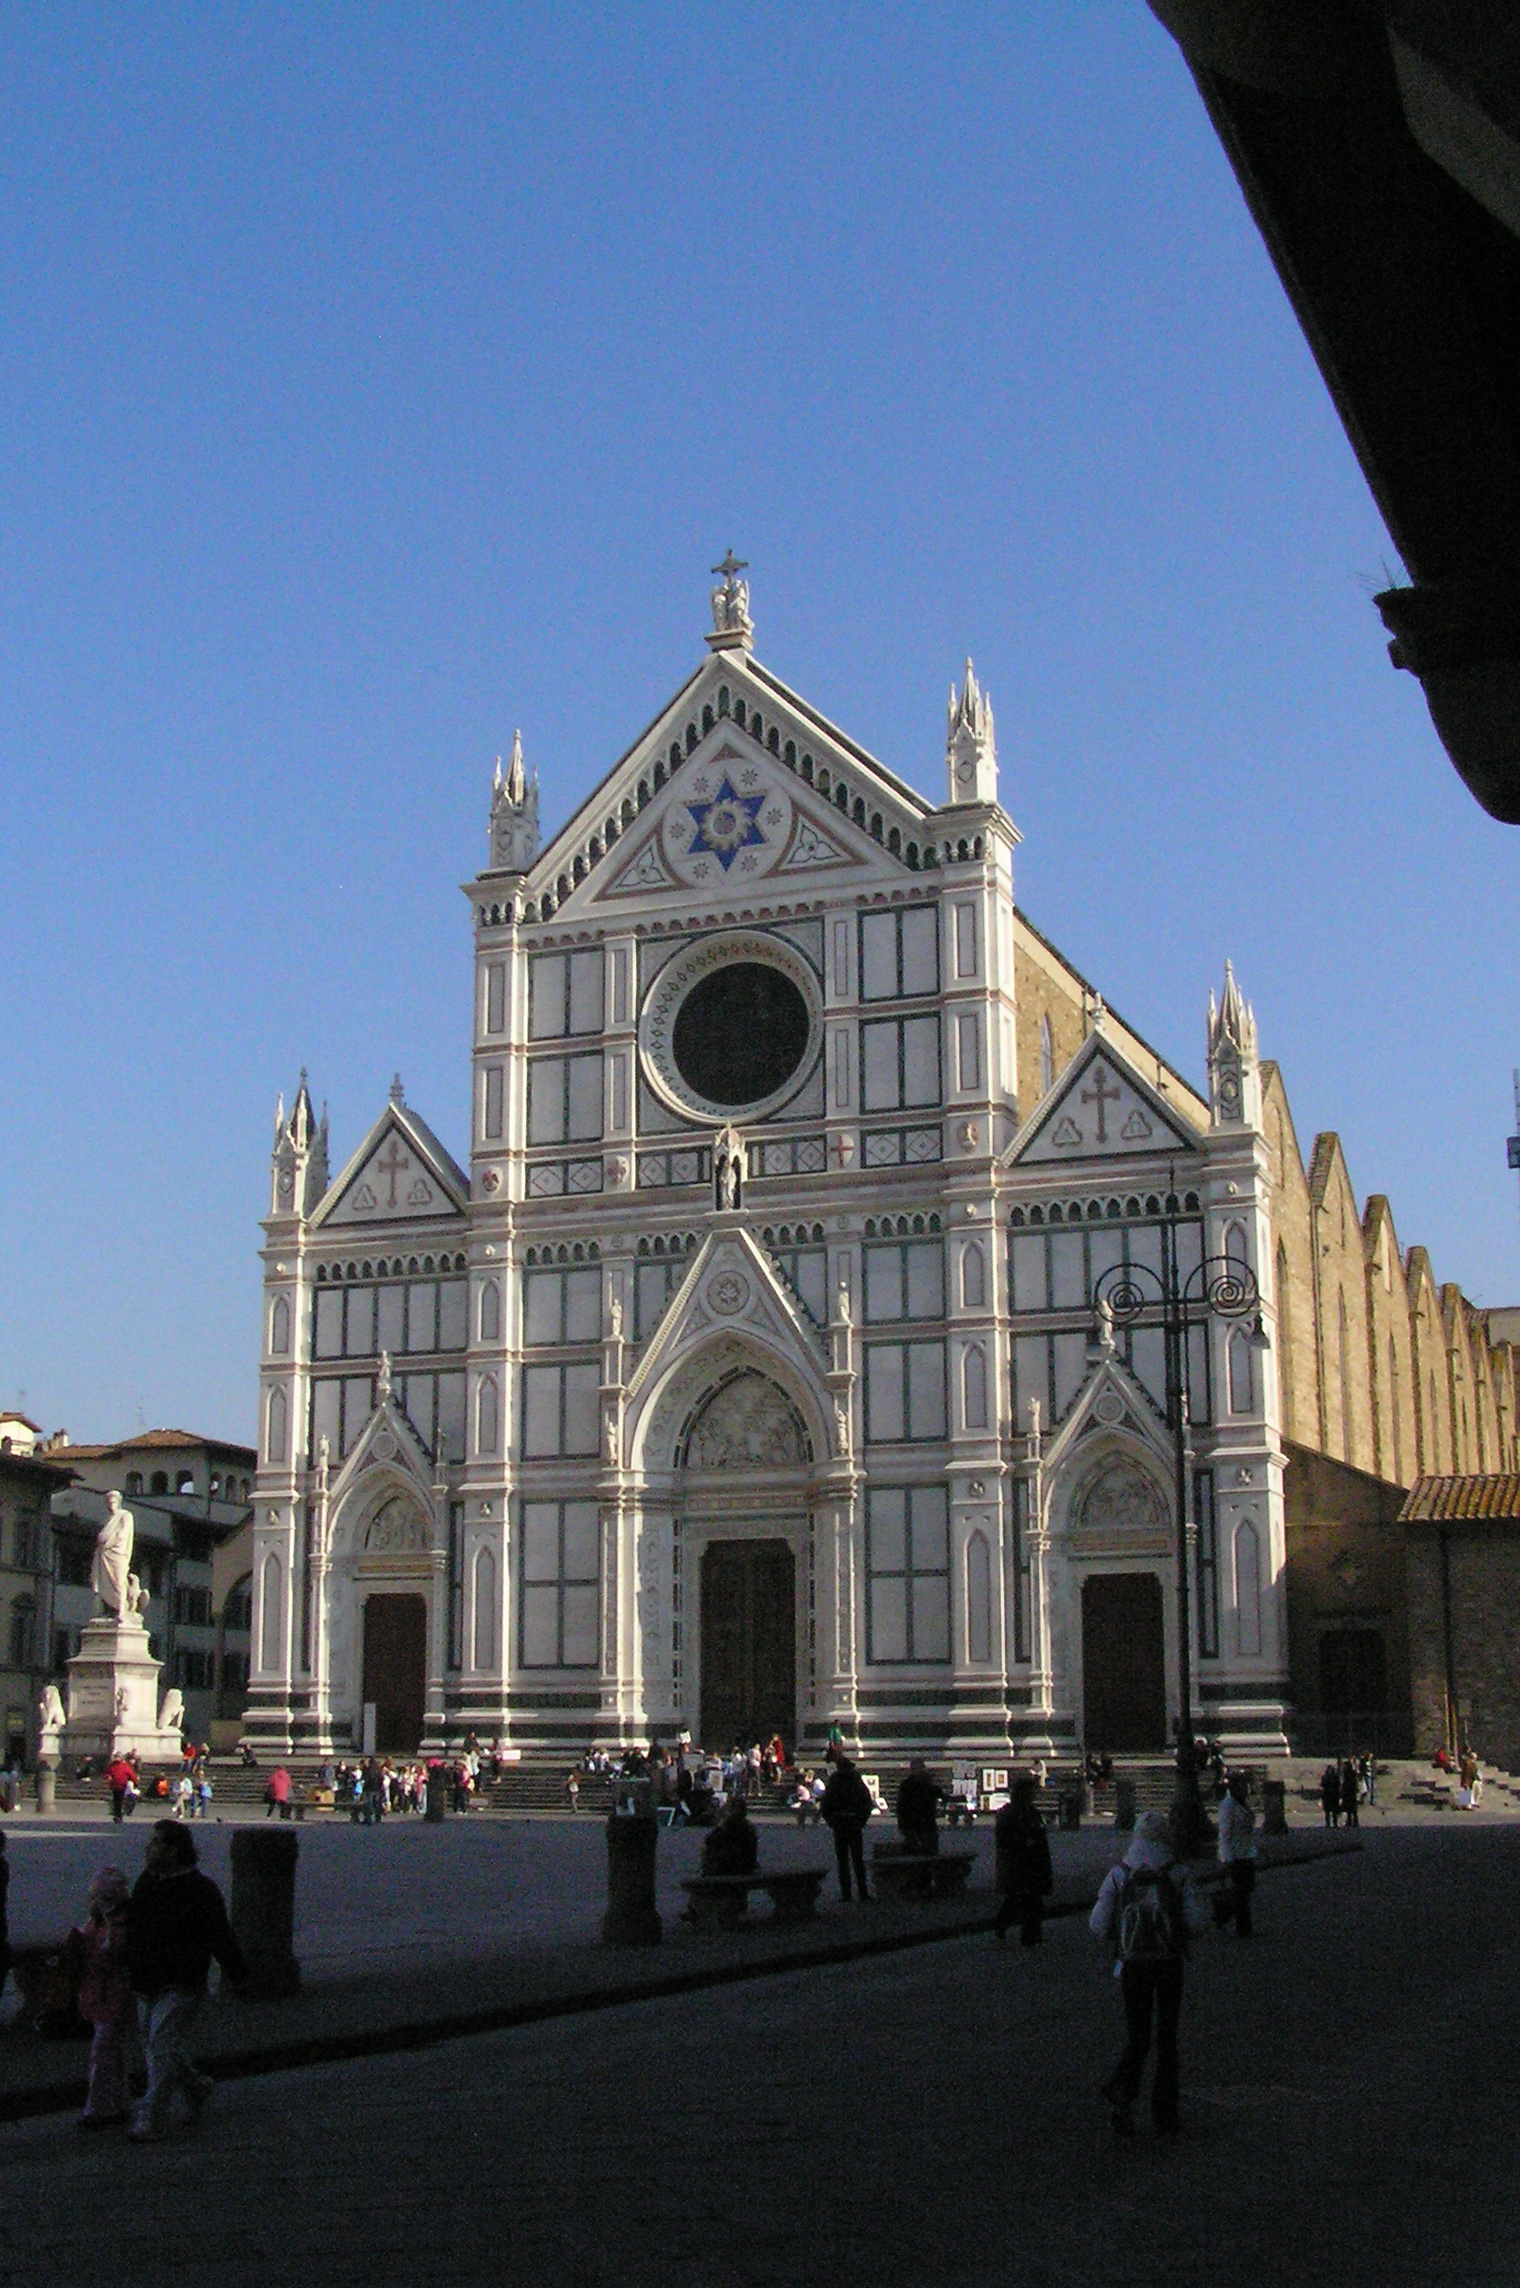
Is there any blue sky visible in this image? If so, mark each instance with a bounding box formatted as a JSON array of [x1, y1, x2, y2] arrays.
[[2, 5, 1514, 1445]]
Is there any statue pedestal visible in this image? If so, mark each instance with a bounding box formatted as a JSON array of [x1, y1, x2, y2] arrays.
[[61, 1615, 183, 1762]]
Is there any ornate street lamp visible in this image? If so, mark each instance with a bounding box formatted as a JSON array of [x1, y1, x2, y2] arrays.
[[1091, 1192, 1268, 1854]]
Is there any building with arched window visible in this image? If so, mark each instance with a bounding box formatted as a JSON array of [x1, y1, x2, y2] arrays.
[[247, 582, 1519, 1766]]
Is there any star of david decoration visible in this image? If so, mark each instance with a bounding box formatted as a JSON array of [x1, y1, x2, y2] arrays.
[[684, 777, 768, 870]]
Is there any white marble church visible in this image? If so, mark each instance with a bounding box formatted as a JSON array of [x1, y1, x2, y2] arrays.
[[248, 567, 1289, 1764]]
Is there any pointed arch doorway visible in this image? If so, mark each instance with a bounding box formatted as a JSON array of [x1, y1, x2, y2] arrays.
[[362, 1594, 427, 1751], [679, 1366, 812, 1754]]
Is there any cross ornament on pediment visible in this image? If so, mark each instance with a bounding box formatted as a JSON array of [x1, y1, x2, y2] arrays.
[[1080, 1066, 1121, 1144]]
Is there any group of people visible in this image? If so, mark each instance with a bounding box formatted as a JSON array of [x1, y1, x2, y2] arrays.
[[5, 1821, 246, 2142], [1318, 1755, 1374, 1827]]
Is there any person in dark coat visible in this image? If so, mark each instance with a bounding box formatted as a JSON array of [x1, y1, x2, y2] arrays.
[[125, 1820, 247, 2142], [1319, 1763, 1341, 1828], [994, 1775, 1053, 1945], [702, 1795, 758, 1878], [0, 1832, 9, 2002], [1339, 1758, 1360, 1828], [821, 1752, 874, 1902], [895, 1760, 944, 1856]]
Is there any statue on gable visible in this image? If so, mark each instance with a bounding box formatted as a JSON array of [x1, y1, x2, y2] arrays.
[[709, 549, 753, 639], [91, 1491, 134, 1620]]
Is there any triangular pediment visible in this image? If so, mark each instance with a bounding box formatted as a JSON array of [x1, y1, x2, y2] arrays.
[[514, 651, 934, 923], [627, 1226, 830, 1404], [1042, 1351, 1170, 1470], [313, 1104, 468, 1229], [328, 1387, 438, 1517], [1008, 1032, 1199, 1168]]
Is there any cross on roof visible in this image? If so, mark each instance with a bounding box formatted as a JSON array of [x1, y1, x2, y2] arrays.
[[375, 1137, 412, 1208], [711, 549, 749, 581], [1080, 1065, 1121, 1144]]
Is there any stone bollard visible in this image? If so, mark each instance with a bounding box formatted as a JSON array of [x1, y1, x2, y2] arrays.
[[602, 1808, 662, 1946], [230, 1827, 301, 1997], [1261, 1777, 1288, 1836], [33, 1763, 55, 1815], [1113, 1778, 1136, 1831], [425, 1766, 448, 1823]]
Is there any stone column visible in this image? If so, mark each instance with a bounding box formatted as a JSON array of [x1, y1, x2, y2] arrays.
[[602, 1804, 661, 1945], [230, 1828, 301, 1996]]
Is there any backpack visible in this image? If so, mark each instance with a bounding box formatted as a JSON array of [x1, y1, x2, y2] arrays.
[[1116, 1862, 1186, 1963]]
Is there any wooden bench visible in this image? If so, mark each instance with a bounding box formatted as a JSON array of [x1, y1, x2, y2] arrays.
[[869, 1848, 975, 1901], [679, 1869, 828, 1927]]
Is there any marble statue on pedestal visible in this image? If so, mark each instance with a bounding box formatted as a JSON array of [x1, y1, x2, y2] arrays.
[[91, 1491, 134, 1616]]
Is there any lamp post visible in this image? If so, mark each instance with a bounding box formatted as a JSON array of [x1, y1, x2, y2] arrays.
[[1091, 1193, 1268, 1855]]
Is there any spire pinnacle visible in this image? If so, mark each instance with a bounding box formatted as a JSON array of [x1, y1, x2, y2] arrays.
[[946, 658, 998, 804]]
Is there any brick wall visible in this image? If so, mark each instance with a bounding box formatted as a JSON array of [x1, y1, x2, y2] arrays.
[[1405, 1521, 1520, 1772]]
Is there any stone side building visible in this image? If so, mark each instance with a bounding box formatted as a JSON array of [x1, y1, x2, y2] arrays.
[[245, 577, 1518, 1765]]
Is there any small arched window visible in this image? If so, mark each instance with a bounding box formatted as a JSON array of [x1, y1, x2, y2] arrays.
[[269, 1295, 291, 1356], [965, 1530, 992, 1665], [125, 1471, 143, 1496], [479, 1280, 501, 1343], [1039, 1013, 1055, 1097], [961, 1242, 986, 1310], [962, 1344, 988, 1431], [1234, 1520, 1262, 1656], [472, 1544, 497, 1671], [1224, 1221, 1249, 1270], [1227, 1327, 1254, 1414], [476, 1375, 500, 1457], [150, 1471, 169, 1496], [259, 1550, 284, 1672], [266, 1386, 288, 1467]]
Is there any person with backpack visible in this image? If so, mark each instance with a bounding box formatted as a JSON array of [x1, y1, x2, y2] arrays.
[[1089, 1809, 1210, 2137]]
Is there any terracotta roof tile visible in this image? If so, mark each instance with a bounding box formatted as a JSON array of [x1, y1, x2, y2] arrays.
[[1399, 1474, 1520, 1524]]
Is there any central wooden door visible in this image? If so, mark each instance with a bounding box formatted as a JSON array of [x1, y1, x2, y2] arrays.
[[362, 1592, 428, 1751], [1082, 1573, 1166, 1753], [700, 1540, 796, 1751]]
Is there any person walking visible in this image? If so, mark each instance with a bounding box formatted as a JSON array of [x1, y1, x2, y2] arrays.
[[1090, 1810, 1209, 2137], [821, 1751, 874, 1903], [125, 1820, 247, 2141], [994, 1775, 1053, 1946], [1319, 1763, 1341, 1829], [75, 1867, 137, 2128], [265, 1765, 292, 1821], [1213, 1773, 1257, 1938]]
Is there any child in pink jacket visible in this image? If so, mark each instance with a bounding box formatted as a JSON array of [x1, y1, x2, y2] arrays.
[[76, 1867, 137, 2126]]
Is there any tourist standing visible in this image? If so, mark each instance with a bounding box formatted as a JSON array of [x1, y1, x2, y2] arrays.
[[1319, 1764, 1341, 1828], [107, 1754, 134, 1825], [994, 1775, 1053, 1946], [821, 1751, 874, 1903], [265, 1765, 292, 1821], [1339, 1759, 1360, 1830], [1214, 1773, 1257, 1937], [895, 1760, 944, 1856], [75, 1867, 137, 2127], [125, 1821, 247, 2141], [1090, 1810, 1209, 2136]]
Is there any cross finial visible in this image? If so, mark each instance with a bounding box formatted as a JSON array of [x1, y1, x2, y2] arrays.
[[708, 551, 754, 649], [389, 1073, 405, 1107]]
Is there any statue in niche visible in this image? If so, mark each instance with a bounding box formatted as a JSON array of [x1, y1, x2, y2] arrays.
[[835, 1270, 852, 1328], [713, 1126, 743, 1212], [376, 1351, 394, 1406], [158, 1688, 185, 1739], [608, 1293, 624, 1343], [688, 1373, 808, 1470], [91, 1492, 134, 1619]]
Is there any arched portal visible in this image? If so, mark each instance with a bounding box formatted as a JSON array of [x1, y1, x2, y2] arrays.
[[679, 1367, 811, 1752]]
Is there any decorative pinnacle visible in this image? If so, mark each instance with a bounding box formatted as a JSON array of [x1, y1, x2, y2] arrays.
[[390, 1073, 406, 1107]]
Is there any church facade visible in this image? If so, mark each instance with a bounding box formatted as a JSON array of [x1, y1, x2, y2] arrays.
[[246, 572, 1519, 1764]]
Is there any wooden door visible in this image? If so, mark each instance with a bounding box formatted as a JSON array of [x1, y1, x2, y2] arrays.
[[362, 1593, 428, 1752], [1082, 1572, 1166, 1753], [700, 1540, 796, 1752]]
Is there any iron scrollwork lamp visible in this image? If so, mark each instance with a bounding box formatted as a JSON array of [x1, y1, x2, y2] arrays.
[[1091, 1211, 1270, 1852]]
